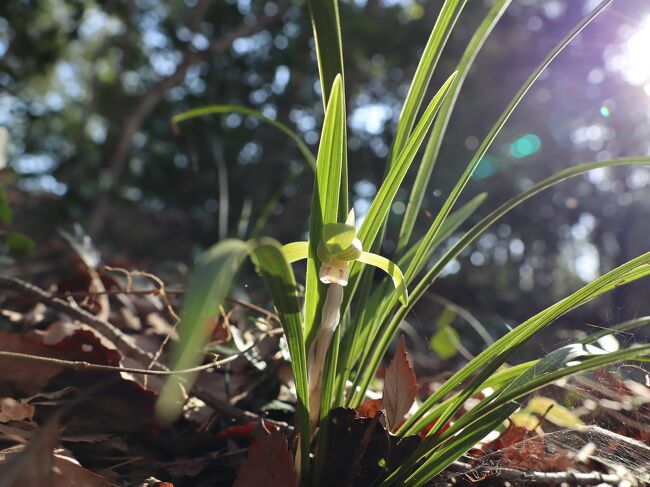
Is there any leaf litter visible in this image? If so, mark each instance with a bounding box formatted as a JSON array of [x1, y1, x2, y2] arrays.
[[0, 231, 649, 486]]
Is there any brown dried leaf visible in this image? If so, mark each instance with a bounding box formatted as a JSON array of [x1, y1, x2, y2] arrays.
[[0, 418, 117, 487], [356, 398, 382, 418], [488, 424, 572, 472], [0, 398, 35, 424], [0, 417, 59, 486], [319, 408, 420, 486], [381, 336, 417, 432], [37, 321, 121, 366], [0, 331, 63, 394], [52, 455, 118, 487], [232, 428, 298, 487]]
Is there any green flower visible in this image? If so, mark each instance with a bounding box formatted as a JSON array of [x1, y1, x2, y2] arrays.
[[282, 210, 408, 305]]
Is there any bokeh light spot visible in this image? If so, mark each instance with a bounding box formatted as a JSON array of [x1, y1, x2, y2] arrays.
[[472, 155, 498, 180], [510, 134, 542, 159], [599, 105, 610, 117]]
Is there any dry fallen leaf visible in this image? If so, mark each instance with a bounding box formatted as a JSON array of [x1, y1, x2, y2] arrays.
[[0, 331, 64, 394], [0, 417, 118, 487], [52, 454, 118, 487], [0, 417, 59, 486], [0, 399, 35, 424], [356, 398, 382, 419], [381, 336, 417, 432], [488, 423, 572, 472], [319, 408, 420, 486], [232, 428, 298, 487]]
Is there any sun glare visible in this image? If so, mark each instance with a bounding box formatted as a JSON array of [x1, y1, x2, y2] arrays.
[[607, 16, 650, 93]]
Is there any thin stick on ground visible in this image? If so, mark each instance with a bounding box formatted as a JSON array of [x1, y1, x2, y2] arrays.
[[18, 288, 282, 324], [450, 461, 628, 486], [0, 351, 233, 375], [0, 276, 292, 432]]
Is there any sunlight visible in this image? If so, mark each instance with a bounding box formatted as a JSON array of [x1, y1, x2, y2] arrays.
[[608, 16, 650, 91]]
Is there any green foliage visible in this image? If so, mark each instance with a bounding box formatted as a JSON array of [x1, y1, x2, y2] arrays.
[[0, 187, 12, 224], [429, 308, 460, 360], [172, 105, 317, 171], [4, 232, 35, 256], [156, 239, 250, 422], [160, 0, 650, 485]]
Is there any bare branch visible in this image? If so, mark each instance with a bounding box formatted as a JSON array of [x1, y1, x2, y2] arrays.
[[90, 2, 288, 233], [449, 461, 627, 486], [0, 276, 291, 432], [0, 351, 232, 375]]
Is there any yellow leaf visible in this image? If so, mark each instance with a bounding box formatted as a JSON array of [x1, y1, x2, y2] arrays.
[[526, 396, 583, 427]]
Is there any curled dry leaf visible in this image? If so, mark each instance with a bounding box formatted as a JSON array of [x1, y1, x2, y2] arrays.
[[0, 321, 123, 395], [0, 416, 118, 487], [381, 336, 417, 432], [38, 321, 121, 366], [0, 398, 35, 424]]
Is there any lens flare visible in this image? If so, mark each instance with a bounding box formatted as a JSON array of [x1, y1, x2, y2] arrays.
[[607, 16, 650, 93]]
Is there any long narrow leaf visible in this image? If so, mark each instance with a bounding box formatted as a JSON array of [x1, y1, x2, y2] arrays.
[[401, 344, 650, 485], [397, 0, 511, 254], [307, 0, 344, 108], [172, 105, 316, 170], [403, 0, 614, 286], [156, 238, 311, 474], [249, 238, 311, 475], [340, 71, 457, 321], [305, 76, 347, 342], [356, 71, 457, 251], [401, 255, 650, 438], [390, 0, 467, 164], [344, 193, 486, 406], [156, 240, 250, 421], [351, 157, 650, 406]]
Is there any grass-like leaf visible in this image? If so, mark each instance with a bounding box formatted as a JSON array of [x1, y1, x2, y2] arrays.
[[400, 343, 650, 485], [249, 238, 311, 475], [351, 155, 648, 410], [390, 0, 466, 165], [397, 0, 511, 255], [356, 71, 457, 251], [157, 238, 311, 474], [343, 193, 486, 406], [172, 105, 316, 170], [400, 253, 650, 441], [305, 75, 347, 342], [307, 0, 344, 108], [402, 0, 614, 286], [156, 239, 250, 421]]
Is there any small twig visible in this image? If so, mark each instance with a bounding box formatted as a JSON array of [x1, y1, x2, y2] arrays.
[[0, 277, 162, 368], [28, 288, 280, 323], [0, 351, 233, 375], [101, 265, 180, 323], [450, 461, 626, 485], [0, 277, 292, 432]]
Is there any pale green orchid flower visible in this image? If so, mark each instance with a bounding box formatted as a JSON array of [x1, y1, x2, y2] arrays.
[[282, 209, 408, 305], [283, 209, 408, 435]]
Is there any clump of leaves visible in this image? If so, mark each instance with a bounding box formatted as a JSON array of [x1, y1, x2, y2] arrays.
[[158, 0, 650, 485]]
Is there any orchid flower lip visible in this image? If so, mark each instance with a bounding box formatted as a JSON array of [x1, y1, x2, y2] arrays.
[[319, 261, 350, 285]]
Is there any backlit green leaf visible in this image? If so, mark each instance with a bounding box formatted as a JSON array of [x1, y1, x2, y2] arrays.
[[357, 251, 408, 306]]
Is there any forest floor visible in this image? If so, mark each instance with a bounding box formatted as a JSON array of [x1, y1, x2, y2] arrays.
[[0, 231, 649, 486]]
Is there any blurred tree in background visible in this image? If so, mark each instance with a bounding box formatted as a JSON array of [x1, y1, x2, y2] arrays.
[[1, 0, 650, 352]]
